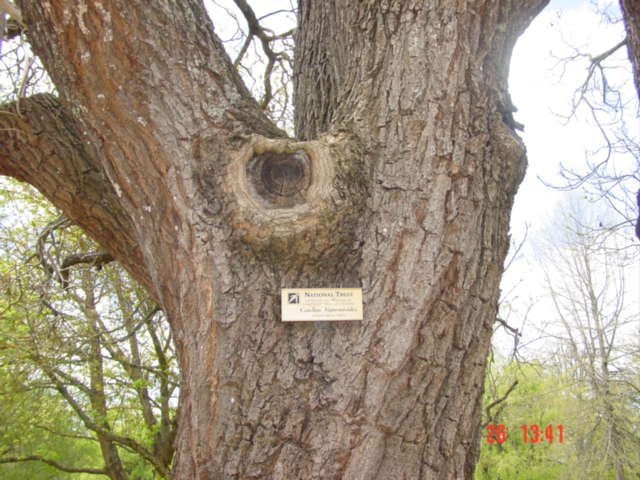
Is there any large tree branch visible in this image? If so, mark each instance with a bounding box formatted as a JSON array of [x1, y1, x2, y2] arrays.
[[0, 94, 153, 295], [293, 0, 550, 139], [18, 0, 283, 212], [15, 0, 285, 316]]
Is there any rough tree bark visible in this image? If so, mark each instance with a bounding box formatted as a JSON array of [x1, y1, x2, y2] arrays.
[[620, 0, 640, 247], [621, 0, 640, 96], [0, 0, 557, 478]]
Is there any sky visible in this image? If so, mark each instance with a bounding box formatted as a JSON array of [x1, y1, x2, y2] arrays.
[[499, 0, 639, 357], [509, 0, 634, 238]]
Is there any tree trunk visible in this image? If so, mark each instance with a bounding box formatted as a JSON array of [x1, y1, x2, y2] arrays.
[[0, 0, 550, 478], [83, 273, 129, 480], [621, 0, 640, 96], [619, 0, 640, 243]]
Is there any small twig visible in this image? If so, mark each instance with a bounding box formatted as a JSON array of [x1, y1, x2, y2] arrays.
[[36, 215, 72, 279], [495, 317, 521, 337], [482, 380, 519, 429]]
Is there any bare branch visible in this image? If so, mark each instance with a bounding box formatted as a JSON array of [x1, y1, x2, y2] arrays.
[[543, 26, 639, 240], [60, 250, 114, 286], [495, 317, 521, 338], [591, 38, 628, 65], [35, 214, 71, 279], [481, 380, 519, 429], [231, 0, 294, 114], [0, 455, 106, 475], [0, 17, 21, 42]]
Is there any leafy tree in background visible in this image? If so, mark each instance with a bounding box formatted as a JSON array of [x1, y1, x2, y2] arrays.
[[539, 206, 640, 479], [476, 360, 572, 480], [477, 355, 639, 479], [477, 201, 640, 480], [0, 181, 179, 478], [0, 363, 104, 479]]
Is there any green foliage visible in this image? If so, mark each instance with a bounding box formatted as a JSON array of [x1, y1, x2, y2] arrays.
[[0, 383, 104, 479], [0, 179, 178, 478], [0, 300, 104, 479], [476, 360, 572, 480], [476, 356, 640, 479]]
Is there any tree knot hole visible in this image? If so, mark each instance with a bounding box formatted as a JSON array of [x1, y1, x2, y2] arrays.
[[247, 150, 312, 208]]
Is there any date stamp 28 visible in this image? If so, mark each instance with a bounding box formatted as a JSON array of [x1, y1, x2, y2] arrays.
[[485, 424, 564, 444]]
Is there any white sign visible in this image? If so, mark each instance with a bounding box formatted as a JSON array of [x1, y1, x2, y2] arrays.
[[281, 288, 363, 322]]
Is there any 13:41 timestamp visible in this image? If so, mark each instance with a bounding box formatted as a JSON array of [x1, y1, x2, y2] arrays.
[[486, 424, 564, 444]]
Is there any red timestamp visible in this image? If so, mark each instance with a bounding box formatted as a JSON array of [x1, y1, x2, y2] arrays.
[[485, 424, 564, 444]]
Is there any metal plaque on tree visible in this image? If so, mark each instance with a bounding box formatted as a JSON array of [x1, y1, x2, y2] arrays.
[[281, 288, 363, 322]]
